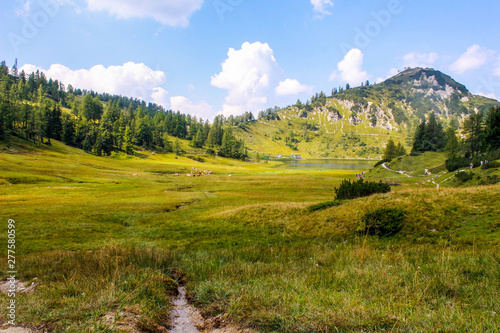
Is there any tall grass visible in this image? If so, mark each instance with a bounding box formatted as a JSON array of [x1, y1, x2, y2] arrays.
[[0, 246, 178, 331], [1, 139, 499, 332], [182, 242, 500, 332]]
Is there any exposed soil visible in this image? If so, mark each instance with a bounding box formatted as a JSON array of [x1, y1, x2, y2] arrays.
[[169, 287, 257, 333]]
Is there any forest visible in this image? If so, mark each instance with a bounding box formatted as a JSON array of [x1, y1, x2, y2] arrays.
[[0, 60, 249, 160]]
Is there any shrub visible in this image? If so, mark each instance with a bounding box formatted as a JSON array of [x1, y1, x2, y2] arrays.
[[187, 155, 205, 163], [446, 156, 489, 172], [306, 200, 342, 213], [363, 208, 407, 237], [455, 171, 474, 182], [481, 161, 500, 170], [334, 179, 391, 200], [374, 159, 389, 167], [478, 174, 500, 185]]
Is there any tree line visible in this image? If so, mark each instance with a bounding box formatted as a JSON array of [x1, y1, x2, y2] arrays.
[[381, 107, 500, 169], [0, 60, 249, 160]]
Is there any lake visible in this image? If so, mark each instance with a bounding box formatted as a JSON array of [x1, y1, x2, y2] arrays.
[[279, 159, 376, 170]]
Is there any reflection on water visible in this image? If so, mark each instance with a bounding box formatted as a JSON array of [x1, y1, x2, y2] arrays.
[[280, 159, 375, 170]]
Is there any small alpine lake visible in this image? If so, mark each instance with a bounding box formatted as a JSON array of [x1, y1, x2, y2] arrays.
[[278, 158, 376, 170]]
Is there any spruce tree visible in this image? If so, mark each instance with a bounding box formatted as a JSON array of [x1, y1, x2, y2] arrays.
[[444, 127, 460, 159], [484, 106, 500, 151], [163, 133, 173, 152], [192, 128, 205, 148], [123, 126, 133, 155], [396, 142, 406, 157], [463, 113, 484, 157], [383, 139, 397, 161], [62, 117, 75, 146]]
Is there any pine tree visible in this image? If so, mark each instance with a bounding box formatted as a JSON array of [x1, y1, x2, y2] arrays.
[[81, 94, 103, 122], [174, 138, 182, 155], [136, 117, 153, 147], [52, 103, 63, 141], [463, 113, 484, 157], [192, 128, 205, 148], [396, 142, 406, 157], [123, 126, 133, 155], [163, 133, 173, 152], [412, 113, 446, 152], [383, 139, 398, 161], [444, 127, 460, 159], [62, 116, 75, 146], [484, 106, 500, 151]]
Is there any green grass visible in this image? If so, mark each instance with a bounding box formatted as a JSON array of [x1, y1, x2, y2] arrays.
[[0, 138, 499, 332], [235, 100, 409, 160]]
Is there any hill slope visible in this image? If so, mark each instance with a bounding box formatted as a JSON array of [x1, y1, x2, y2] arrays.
[[235, 68, 499, 159]]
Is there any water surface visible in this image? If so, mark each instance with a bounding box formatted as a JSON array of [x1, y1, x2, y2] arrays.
[[280, 159, 375, 170]]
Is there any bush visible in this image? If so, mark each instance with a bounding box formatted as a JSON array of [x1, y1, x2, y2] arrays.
[[363, 208, 407, 237], [334, 179, 391, 200], [481, 161, 500, 170], [455, 171, 474, 182], [374, 159, 389, 167], [478, 174, 500, 185], [306, 200, 342, 213], [186, 155, 205, 163], [446, 155, 489, 172]]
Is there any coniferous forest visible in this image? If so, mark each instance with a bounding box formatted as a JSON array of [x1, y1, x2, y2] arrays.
[[0, 60, 249, 160]]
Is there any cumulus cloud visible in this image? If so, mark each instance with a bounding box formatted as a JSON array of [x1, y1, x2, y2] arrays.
[[450, 44, 495, 74], [86, 0, 203, 27], [275, 79, 312, 96], [311, 0, 334, 18], [403, 52, 439, 68], [211, 41, 280, 117], [329, 48, 369, 86], [170, 96, 214, 119], [151, 87, 170, 107], [20, 62, 167, 103]]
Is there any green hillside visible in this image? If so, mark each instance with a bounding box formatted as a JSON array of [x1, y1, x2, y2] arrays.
[[236, 68, 498, 159]]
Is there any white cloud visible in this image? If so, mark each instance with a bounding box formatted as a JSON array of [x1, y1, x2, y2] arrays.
[[151, 87, 170, 107], [403, 52, 439, 68], [329, 48, 369, 86], [58, 0, 82, 14], [170, 96, 213, 119], [476, 92, 497, 100], [20, 62, 167, 103], [275, 79, 312, 96], [450, 44, 496, 74], [16, 1, 31, 17], [86, 0, 203, 27], [211, 41, 281, 117], [311, 0, 334, 18]]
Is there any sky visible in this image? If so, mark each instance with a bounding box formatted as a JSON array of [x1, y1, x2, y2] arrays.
[[1, 0, 499, 120]]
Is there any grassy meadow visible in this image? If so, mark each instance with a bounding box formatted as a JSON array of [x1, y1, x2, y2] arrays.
[[0, 138, 499, 332]]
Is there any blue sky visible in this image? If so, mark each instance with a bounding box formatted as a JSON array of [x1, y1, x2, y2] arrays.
[[1, 0, 499, 120]]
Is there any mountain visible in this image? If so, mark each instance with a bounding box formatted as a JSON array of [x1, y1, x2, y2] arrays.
[[235, 68, 499, 159]]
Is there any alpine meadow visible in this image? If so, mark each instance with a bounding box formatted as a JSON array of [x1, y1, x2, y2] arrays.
[[1, 1, 500, 332]]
